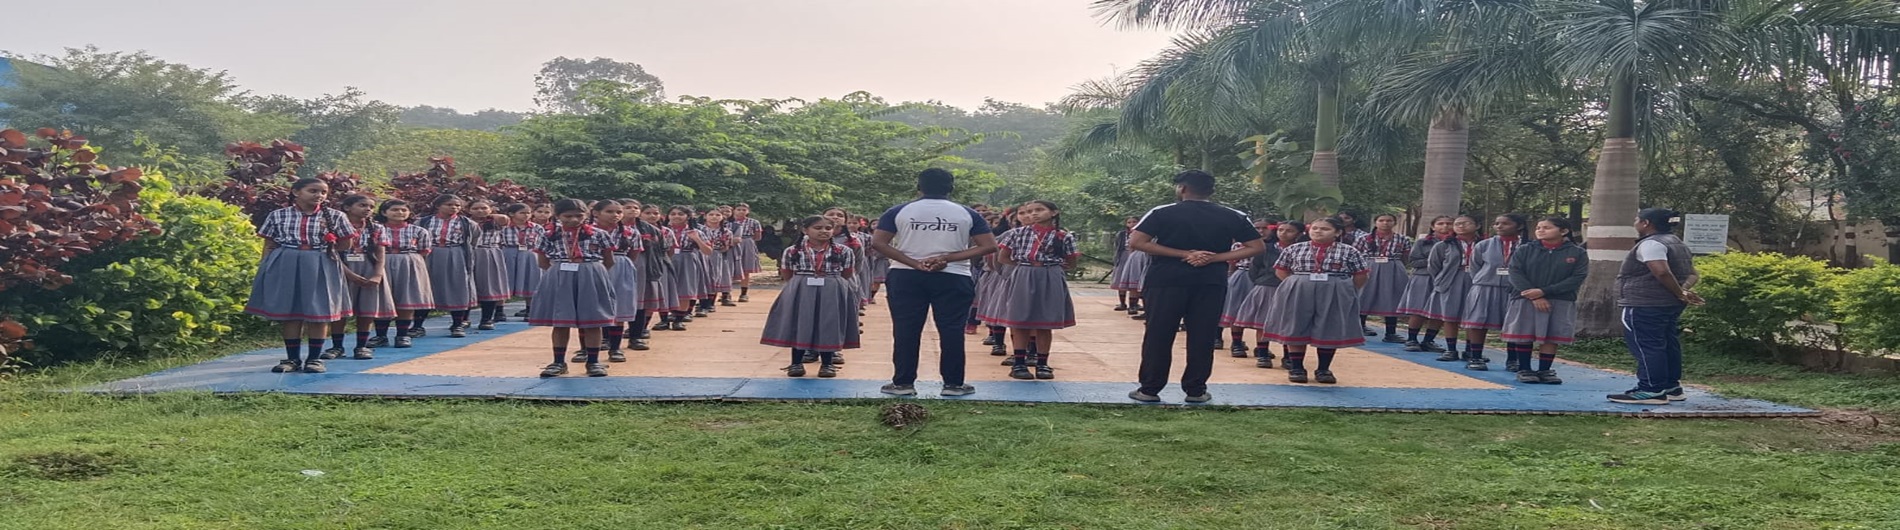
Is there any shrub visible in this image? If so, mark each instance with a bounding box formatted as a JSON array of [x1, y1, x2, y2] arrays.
[[1833, 261, 1900, 355], [199, 140, 371, 225], [390, 156, 548, 206], [1684, 252, 1837, 353], [19, 173, 263, 363]]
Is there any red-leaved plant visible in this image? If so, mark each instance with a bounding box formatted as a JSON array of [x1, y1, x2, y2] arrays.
[[203, 140, 369, 224], [390, 157, 548, 208], [0, 128, 163, 367]]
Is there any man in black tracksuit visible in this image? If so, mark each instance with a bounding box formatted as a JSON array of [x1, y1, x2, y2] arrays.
[[1126, 170, 1264, 403]]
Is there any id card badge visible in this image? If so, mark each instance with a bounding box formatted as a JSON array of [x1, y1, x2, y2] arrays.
[[1308, 273, 1329, 282], [1372, 257, 1390, 264], [344, 253, 366, 262], [806, 277, 826, 286], [559, 262, 581, 272], [1496, 268, 1511, 276]]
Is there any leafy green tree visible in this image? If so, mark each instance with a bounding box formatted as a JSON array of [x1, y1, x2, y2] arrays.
[[245, 87, 402, 170], [335, 129, 512, 182], [398, 105, 527, 131], [533, 56, 666, 113]]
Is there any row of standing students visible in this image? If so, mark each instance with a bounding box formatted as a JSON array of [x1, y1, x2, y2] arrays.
[[963, 201, 1081, 380], [1107, 211, 1588, 385], [241, 178, 772, 376]]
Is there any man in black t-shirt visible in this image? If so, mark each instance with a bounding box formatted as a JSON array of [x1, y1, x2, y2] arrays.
[[1127, 170, 1265, 403]]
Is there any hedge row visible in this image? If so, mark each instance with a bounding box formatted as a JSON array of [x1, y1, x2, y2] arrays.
[[1687, 252, 1900, 356]]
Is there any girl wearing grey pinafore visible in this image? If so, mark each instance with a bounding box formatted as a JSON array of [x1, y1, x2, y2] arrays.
[[1456, 215, 1529, 369], [760, 240, 862, 370], [637, 221, 677, 313], [343, 219, 396, 322], [505, 223, 545, 300], [1355, 230, 1412, 319], [974, 258, 1014, 326], [1396, 234, 1444, 319], [605, 224, 644, 323], [1228, 238, 1290, 366], [993, 226, 1078, 330], [380, 221, 435, 313], [245, 205, 357, 324], [417, 213, 479, 313], [666, 224, 710, 310], [472, 218, 512, 305], [702, 223, 735, 297], [528, 224, 617, 329], [1421, 234, 1478, 325], [1220, 242, 1254, 328], [832, 232, 867, 307], [1264, 229, 1370, 384]]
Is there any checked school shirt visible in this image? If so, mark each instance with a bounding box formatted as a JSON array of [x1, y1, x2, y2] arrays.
[[415, 214, 477, 248], [1272, 241, 1370, 277], [1354, 231, 1413, 262], [995, 226, 1078, 267], [601, 224, 644, 256], [380, 223, 432, 254], [733, 218, 763, 240], [700, 224, 735, 252], [474, 220, 510, 248], [780, 242, 853, 276], [537, 225, 612, 263], [256, 206, 356, 250], [502, 223, 546, 251], [345, 220, 384, 255]]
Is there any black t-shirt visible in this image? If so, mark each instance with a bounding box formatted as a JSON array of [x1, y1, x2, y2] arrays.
[[1134, 200, 1261, 287]]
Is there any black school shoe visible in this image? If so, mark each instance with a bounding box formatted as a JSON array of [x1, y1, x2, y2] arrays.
[[1382, 333, 1406, 343], [449, 325, 468, 338], [1127, 390, 1161, 403], [1287, 369, 1309, 384], [981, 334, 997, 346], [1419, 341, 1447, 353], [367, 336, 390, 348], [585, 363, 609, 377], [1402, 340, 1423, 352], [669, 321, 687, 331], [271, 360, 301, 373], [786, 363, 807, 377], [302, 359, 327, 373], [405, 327, 427, 338], [1314, 370, 1337, 384], [990, 343, 1006, 356], [353, 347, 374, 360], [1435, 351, 1461, 362], [1230, 342, 1249, 358], [513, 309, 529, 318], [477, 321, 496, 331], [570, 351, 589, 363], [1213, 337, 1225, 350], [540, 363, 568, 378], [1537, 370, 1564, 385], [1035, 365, 1054, 380], [1113, 304, 1127, 311], [320, 346, 345, 360], [817, 363, 838, 378], [608, 350, 627, 363], [1516, 370, 1542, 384], [394, 336, 413, 348], [1009, 364, 1034, 380], [629, 339, 650, 351]]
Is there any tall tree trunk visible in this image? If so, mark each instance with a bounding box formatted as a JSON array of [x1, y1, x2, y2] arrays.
[[1308, 78, 1341, 220], [1200, 147, 1213, 171], [1419, 106, 1469, 236], [1577, 73, 1642, 337]]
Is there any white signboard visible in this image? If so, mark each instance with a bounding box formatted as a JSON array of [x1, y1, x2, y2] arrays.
[[1682, 214, 1730, 254]]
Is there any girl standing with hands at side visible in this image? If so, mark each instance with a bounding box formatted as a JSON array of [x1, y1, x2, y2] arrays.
[[469, 200, 512, 330], [1422, 215, 1483, 361], [700, 209, 735, 312], [415, 194, 479, 338], [594, 200, 643, 363], [633, 204, 673, 346], [1356, 213, 1413, 343], [1110, 215, 1149, 319], [244, 178, 357, 374], [1400, 216, 1454, 352], [503, 203, 545, 313], [1231, 220, 1306, 368], [529, 199, 617, 378], [993, 200, 1078, 380], [663, 205, 713, 329], [1502, 217, 1588, 384], [1220, 220, 1272, 356], [761, 216, 861, 378], [1110, 216, 1139, 312], [731, 203, 763, 302], [326, 194, 393, 361], [1457, 214, 1528, 371], [1266, 218, 1369, 384], [375, 200, 433, 348]]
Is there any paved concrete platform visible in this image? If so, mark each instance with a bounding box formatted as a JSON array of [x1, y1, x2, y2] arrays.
[[84, 289, 1816, 417]]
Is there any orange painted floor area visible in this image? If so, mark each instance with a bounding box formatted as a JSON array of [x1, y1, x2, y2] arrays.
[[370, 288, 1503, 390]]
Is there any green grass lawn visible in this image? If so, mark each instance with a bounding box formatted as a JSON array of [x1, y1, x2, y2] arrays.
[[2, 341, 1897, 529]]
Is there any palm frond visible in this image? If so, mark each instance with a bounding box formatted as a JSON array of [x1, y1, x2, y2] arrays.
[[1090, 0, 1269, 30]]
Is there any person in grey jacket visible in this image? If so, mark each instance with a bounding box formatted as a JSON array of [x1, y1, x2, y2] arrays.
[[1607, 208, 1705, 405]]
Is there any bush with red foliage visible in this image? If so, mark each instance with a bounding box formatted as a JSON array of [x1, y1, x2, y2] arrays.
[[389, 156, 548, 207], [202, 140, 370, 224], [0, 128, 162, 368]]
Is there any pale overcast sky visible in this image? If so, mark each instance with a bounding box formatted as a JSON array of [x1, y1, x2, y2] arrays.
[[5, 0, 1177, 112]]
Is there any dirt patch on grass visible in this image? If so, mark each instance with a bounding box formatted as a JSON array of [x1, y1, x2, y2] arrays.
[[1779, 409, 1900, 450], [7, 450, 133, 481]]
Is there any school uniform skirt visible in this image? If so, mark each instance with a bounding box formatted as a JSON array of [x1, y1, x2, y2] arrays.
[[1221, 269, 1252, 325], [1110, 251, 1149, 291], [1459, 284, 1513, 330], [1264, 274, 1365, 348], [384, 253, 434, 311], [427, 246, 477, 310], [527, 261, 616, 328], [706, 249, 733, 293], [992, 265, 1075, 329], [345, 257, 396, 320], [472, 246, 509, 303], [870, 255, 890, 283], [760, 274, 862, 351], [736, 238, 763, 274], [505, 247, 542, 299], [610, 255, 643, 322], [975, 263, 1012, 324], [1396, 272, 1434, 318], [1501, 298, 1577, 345], [1419, 270, 1471, 322], [669, 251, 708, 304], [640, 259, 678, 311], [1224, 284, 1279, 330], [245, 248, 351, 322], [1358, 259, 1409, 317]]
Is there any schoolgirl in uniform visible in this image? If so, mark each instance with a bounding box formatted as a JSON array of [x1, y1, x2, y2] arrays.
[[1502, 217, 1588, 384], [373, 199, 434, 348], [1230, 221, 1306, 368], [415, 194, 479, 338], [731, 203, 764, 303], [468, 200, 512, 330], [530, 198, 617, 378], [586, 200, 643, 363], [992, 200, 1078, 380], [1418, 215, 1482, 361], [1266, 218, 1369, 384], [821, 207, 868, 314], [761, 215, 862, 378], [976, 207, 1017, 358], [1221, 219, 1274, 357], [699, 208, 735, 313], [503, 203, 544, 311], [859, 216, 890, 304], [1110, 215, 1149, 320], [973, 208, 1008, 350], [1110, 216, 1139, 311], [1399, 216, 1454, 352], [1456, 213, 1528, 371], [1335, 211, 1371, 246], [325, 194, 393, 361], [1356, 213, 1413, 343], [244, 178, 356, 374], [663, 205, 713, 328], [515, 203, 554, 318], [639, 204, 681, 333]]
